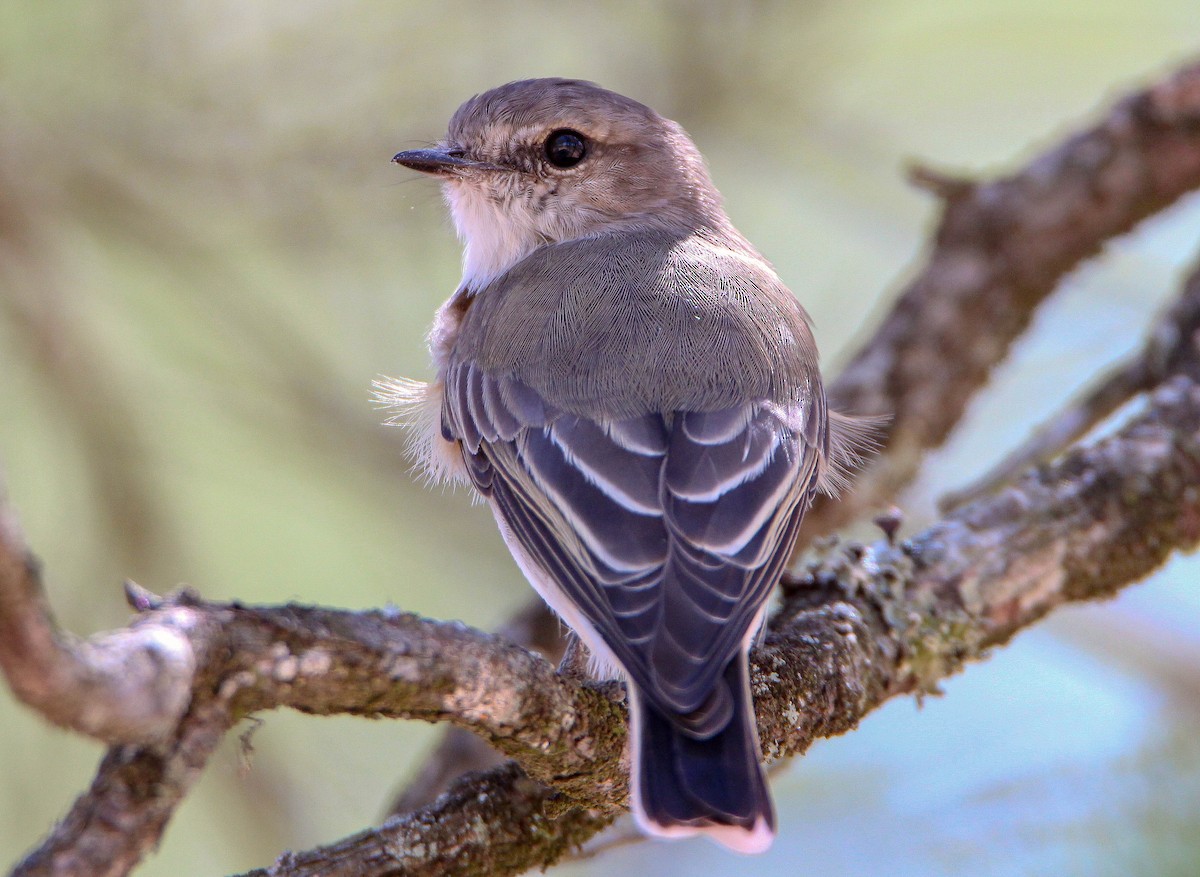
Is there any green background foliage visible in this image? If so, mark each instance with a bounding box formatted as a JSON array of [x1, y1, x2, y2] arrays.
[[1, 2, 1198, 874]]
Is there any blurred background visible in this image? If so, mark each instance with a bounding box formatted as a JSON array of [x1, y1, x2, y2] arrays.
[[1, 1, 1198, 874]]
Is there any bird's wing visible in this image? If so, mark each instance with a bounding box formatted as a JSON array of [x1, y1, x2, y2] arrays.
[[443, 360, 823, 733]]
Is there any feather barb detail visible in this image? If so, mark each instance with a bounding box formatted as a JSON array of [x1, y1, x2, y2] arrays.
[[373, 376, 467, 485]]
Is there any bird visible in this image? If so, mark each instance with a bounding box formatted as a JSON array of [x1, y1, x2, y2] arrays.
[[379, 78, 870, 854]]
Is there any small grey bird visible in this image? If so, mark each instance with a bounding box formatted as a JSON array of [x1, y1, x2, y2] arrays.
[[381, 78, 867, 854]]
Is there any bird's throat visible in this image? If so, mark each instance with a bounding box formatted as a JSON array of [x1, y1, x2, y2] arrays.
[[444, 182, 545, 289]]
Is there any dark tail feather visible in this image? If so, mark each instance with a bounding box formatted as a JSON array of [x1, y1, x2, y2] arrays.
[[631, 655, 775, 854]]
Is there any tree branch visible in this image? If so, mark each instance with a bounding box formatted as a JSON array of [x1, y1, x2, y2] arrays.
[[0, 511, 195, 746], [262, 763, 612, 877], [803, 56, 1200, 538], [385, 601, 568, 816]]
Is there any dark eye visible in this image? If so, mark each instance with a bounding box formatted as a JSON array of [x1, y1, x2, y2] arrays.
[[545, 129, 587, 168]]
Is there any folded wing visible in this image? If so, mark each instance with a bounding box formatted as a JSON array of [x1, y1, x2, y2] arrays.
[[444, 361, 822, 733]]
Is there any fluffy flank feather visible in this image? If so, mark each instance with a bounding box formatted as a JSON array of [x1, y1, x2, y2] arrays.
[[372, 376, 467, 485], [817, 410, 888, 497]]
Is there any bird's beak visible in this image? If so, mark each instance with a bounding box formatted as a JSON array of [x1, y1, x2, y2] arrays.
[[392, 147, 501, 177]]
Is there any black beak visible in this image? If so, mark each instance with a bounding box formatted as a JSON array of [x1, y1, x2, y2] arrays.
[[391, 148, 500, 176]]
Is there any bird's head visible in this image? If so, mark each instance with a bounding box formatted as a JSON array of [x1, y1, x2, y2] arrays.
[[393, 78, 727, 287]]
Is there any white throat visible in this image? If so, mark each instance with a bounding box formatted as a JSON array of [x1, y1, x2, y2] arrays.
[[444, 182, 544, 290]]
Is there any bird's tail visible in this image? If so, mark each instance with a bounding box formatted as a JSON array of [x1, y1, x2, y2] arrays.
[[629, 654, 775, 854]]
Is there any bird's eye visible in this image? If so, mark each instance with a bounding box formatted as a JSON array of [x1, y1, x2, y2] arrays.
[[544, 129, 587, 168]]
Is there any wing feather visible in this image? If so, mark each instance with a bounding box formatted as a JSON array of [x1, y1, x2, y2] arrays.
[[443, 365, 821, 729], [547, 416, 664, 514]]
